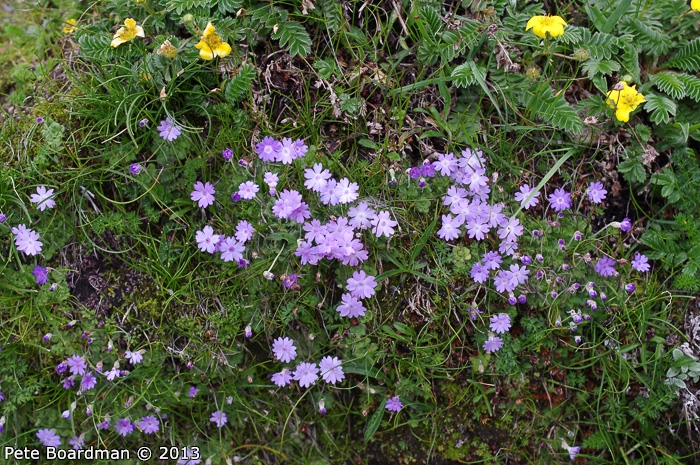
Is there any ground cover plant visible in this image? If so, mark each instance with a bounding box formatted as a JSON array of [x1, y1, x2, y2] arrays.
[[2, 0, 700, 463]]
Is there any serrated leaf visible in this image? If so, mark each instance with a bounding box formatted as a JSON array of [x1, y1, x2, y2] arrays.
[[272, 21, 312, 57], [618, 158, 646, 184], [649, 72, 686, 100], [420, 6, 442, 36], [364, 399, 386, 442], [520, 84, 583, 133], [582, 58, 621, 78], [451, 63, 486, 88], [665, 37, 700, 72], [224, 64, 257, 103], [644, 93, 676, 124], [677, 74, 700, 102]]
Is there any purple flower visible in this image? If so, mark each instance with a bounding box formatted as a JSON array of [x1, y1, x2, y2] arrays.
[[497, 218, 523, 243], [190, 181, 216, 208], [514, 185, 540, 209], [0, 391, 4, 402], [271, 369, 293, 387], [138, 118, 148, 127], [517, 295, 527, 304], [420, 163, 435, 177], [548, 188, 571, 212], [237, 181, 259, 200], [631, 252, 650, 272], [567, 445, 581, 461], [336, 178, 359, 204], [139, 415, 160, 434], [62, 410, 70, 419], [336, 293, 367, 318], [482, 251, 502, 270], [489, 313, 511, 334], [188, 386, 198, 398], [595, 256, 617, 277], [62, 376, 75, 389], [98, 419, 111, 430], [626, 283, 636, 293], [437, 214, 461, 241], [195, 226, 220, 253], [55, 361, 66, 374], [36, 116, 45, 123], [304, 163, 332, 192], [620, 217, 632, 232], [483, 335, 504, 353], [69, 435, 85, 450], [113, 418, 135, 437], [256, 136, 282, 162], [281, 273, 298, 289], [264, 171, 279, 188], [66, 355, 87, 376], [470, 262, 489, 283], [275, 137, 296, 164], [371, 211, 397, 238], [209, 410, 228, 428], [273, 189, 303, 219], [219, 237, 245, 262], [157, 117, 182, 141], [293, 138, 308, 158], [319, 356, 345, 384], [37, 429, 61, 447], [272, 337, 297, 363], [346, 270, 377, 299], [0, 213, 6, 223], [125, 350, 144, 365], [33, 265, 49, 285], [292, 362, 319, 388], [81, 372, 97, 391], [221, 147, 233, 161], [588, 181, 607, 204], [12, 225, 43, 256], [409, 167, 421, 179], [130, 163, 141, 175], [385, 396, 403, 412], [30, 186, 56, 211], [234, 220, 255, 243]]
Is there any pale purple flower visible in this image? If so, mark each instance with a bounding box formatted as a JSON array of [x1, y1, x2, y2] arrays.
[[281, 273, 298, 289], [336, 178, 359, 204], [437, 213, 461, 241], [304, 163, 332, 192], [12, 224, 43, 256], [567, 446, 581, 461], [190, 181, 216, 208], [139, 416, 160, 434], [62, 410, 70, 419], [319, 179, 340, 205], [588, 181, 607, 204], [620, 217, 632, 232], [275, 137, 296, 164], [346, 270, 377, 299], [319, 356, 345, 384], [195, 226, 220, 253], [371, 211, 397, 238], [189, 386, 198, 398], [470, 262, 488, 283], [177, 448, 202, 465], [81, 372, 97, 391], [62, 377, 75, 389], [483, 335, 503, 353], [631, 252, 650, 272], [0, 213, 6, 223], [498, 218, 523, 243], [221, 147, 233, 161], [272, 337, 297, 363], [548, 188, 571, 212], [293, 362, 319, 388], [37, 429, 61, 447], [219, 237, 245, 262], [336, 293, 367, 318], [348, 201, 377, 229], [482, 251, 502, 270], [420, 162, 435, 177], [256, 136, 282, 162], [272, 189, 303, 219], [433, 152, 457, 176], [105, 367, 120, 381], [386, 396, 403, 412], [293, 139, 308, 158], [114, 418, 135, 436], [264, 171, 279, 188], [157, 117, 182, 141], [30, 186, 56, 211], [33, 265, 49, 285], [234, 221, 255, 243], [271, 369, 293, 387], [626, 283, 636, 293], [237, 181, 259, 200], [98, 419, 110, 430], [466, 167, 489, 192], [466, 218, 489, 241], [69, 435, 84, 450], [210, 411, 228, 428], [67, 355, 87, 376], [508, 264, 530, 286], [595, 256, 617, 277], [125, 350, 143, 365], [489, 314, 511, 334], [514, 185, 540, 209]]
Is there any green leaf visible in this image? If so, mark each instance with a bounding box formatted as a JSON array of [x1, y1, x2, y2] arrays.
[[644, 93, 677, 124], [581, 58, 621, 79], [272, 21, 312, 57], [677, 74, 700, 102], [520, 83, 583, 133], [649, 72, 686, 100], [224, 64, 256, 103], [665, 37, 700, 72], [451, 63, 487, 88], [618, 158, 646, 184], [364, 400, 386, 442], [601, 0, 634, 34]]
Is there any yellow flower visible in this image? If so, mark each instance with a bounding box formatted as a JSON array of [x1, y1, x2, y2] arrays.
[[692, 0, 700, 11], [63, 19, 77, 34], [111, 18, 145, 48], [195, 22, 231, 60], [606, 82, 646, 123], [526, 15, 567, 38]]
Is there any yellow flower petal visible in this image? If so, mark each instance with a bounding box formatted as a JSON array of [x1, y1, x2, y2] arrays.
[[692, 0, 700, 12], [195, 22, 230, 60], [526, 15, 568, 38], [606, 82, 644, 123], [63, 19, 77, 34], [214, 42, 232, 59], [125, 18, 136, 29]]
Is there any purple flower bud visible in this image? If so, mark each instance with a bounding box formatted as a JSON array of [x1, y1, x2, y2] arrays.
[[138, 118, 148, 127], [49, 283, 57, 292], [536, 270, 544, 279], [36, 117, 45, 124], [508, 296, 517, 306], [186, 361, 193, 369], [0, 213, 6, 223], [569, 286, 576, 294], [62, 410, 70, 419], [573, 314, 583, 324], [560, 245, 566, 251], [238, 159, 249, 167], [517, 295, 527, 304], [269, 188, 277, 196], [571, 325, 578, 332], [130, 163, 141, 175], [87, 338, 93, 344], [558, 212, 564, 218], [418, 178, 426, 188], [244, 325, 252, 338], [600, 292, 607, 301], [237, 259, 250, 268], [556, 276, 563, 283], [82, 332, 88, 339], [521, 255, 531, 265], [589, 290, 597, 298], [573, 282, 580, 289], [555, 316, 562, 327], [319, 407, 326, 414], [222, 148, 233, 161], [536, 254, 544, 262], [562, 264, 569, 271], [620, 217, 632, 232], [625, 283, 636, 293], [558, 239, 565, 245], [231, 193, 241, 202], [56, 362, 67, 375], [584, 314, 591, 321], [574, 335, 582, 344], [573, 231, 583, 240], [532, 229, 541, 237], [43, 333, 52, 342], [551, 291, 558, 298]]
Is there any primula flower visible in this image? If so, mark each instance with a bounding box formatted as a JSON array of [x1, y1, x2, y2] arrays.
[[319, 356, 345, 385], [210, 411, 228, 428], [631, 252, 650, 272], [470, 262, 489, 283], [157, 117, 182, 141], [483, 335, 504, 353], [195, 226, 220, 253], [37, 429, 61, 447], [371, 211, 398, 238], [606, 82, 645, 123], [275, 137, 296, 164], [348, 201, 377, 229], [595, 256, 617, 277], [81, 372, 97, 391], [588, 181, 607, 204], [346, 270, 377, 299], [111, 18, 144, 48], [235, 221, 255, 243], [620, 217, 632, 232], [130, 163, 141, 175], [30, 186, 56, 211], [336, 178, 359, 204], [191, 181, 216, 208], [548, 188, 571, 212], [139, 416, 160, 434], [514, 185, 540, 209], [336, 293, 367, 318], [189, 386, 198, 398], [437, 214, 461, 241], [526, 15, 567, 38], [195, 22, 231, 60], [271, 368, 293, 387], [33, 265, 49, 285], [489, 314, 511, 334], [69, 436, 84, 450], [386, 396, 403, 412], [237, 181, 259, 200], [66, 355, 87, 376], [256, 137, 282, 162], [272, 337, 297, 363], [293, 362, 319, 388], [114, 418, 135, 437], [125, 350, 144, 365]]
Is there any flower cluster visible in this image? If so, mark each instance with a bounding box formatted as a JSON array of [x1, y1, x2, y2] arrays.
[[12, 225, 43, 256], [269, 337, 345, 389]]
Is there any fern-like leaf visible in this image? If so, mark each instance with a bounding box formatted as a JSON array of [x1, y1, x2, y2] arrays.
[[224, 64, 257, 103], [665, 38, 700, 72], [677, 74, 700, 102], [619, 18, 671, 57], [420, 6, 443, 36], [621, 41, 641, 83], [451, 63, 486, 88], [578, 29, 619, 60], [217, 0, 243, 15], [520, 84, 583, 133], [644, 92, 677, 124], [272, 21, 312, 57], [166, 0, 208, 15], [581, 58, 620, 79], [649, 72, 686, 100]]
